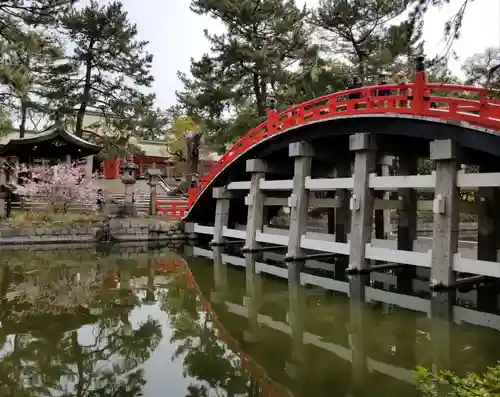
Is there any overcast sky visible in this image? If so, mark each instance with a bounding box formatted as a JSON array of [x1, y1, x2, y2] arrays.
[[118, 0, 499, 109]]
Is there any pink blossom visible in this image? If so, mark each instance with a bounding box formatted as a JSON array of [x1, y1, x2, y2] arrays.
[[16, 163, 100, 211]]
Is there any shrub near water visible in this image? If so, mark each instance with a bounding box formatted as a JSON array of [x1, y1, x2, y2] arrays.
[[415, 365, 500, 396], [3, 211, 105, 229]]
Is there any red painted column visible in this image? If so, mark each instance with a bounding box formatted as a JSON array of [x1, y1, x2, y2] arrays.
[[103, 157, 120, 179], [412, 56, 427, 114]]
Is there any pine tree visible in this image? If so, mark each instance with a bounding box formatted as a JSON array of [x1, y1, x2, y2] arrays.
[[2, 31, 69, 137], [57, 0, 154, 137], [463, 47, 500, 94], [0, 0, 74, 83], [311, 0, 422, 80], [189, 0, 311, 117]]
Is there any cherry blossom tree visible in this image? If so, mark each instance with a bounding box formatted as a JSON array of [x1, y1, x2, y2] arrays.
[[16, 163, 99, 212]]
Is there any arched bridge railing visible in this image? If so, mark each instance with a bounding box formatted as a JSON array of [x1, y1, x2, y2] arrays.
[[185, 79, 500, 213], [178, 67, 500, 216]]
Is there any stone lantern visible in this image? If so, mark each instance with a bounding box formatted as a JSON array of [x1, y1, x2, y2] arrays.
[[119, 136, 139, 216], [147, 168, 162, 216]]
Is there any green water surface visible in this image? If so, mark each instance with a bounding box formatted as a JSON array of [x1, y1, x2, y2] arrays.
[[0, 244, 499, 397]]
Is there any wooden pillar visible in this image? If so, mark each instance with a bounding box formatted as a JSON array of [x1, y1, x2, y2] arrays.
[[348, 275, 369, 394], [335, 162, 351, 243], [211, 246, 227, 304], [243, 252, 262, 343], [397, 155, 418, 251], [348, 133, 376, 271], [477, 164, 500, 262], [430, 139, 459, 288], [287, 142, 313, 260], [430, 291, 454, 371]]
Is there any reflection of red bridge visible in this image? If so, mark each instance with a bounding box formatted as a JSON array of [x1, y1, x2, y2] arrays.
[[156, 258, 294, 397], [156, 62, 500, 219]]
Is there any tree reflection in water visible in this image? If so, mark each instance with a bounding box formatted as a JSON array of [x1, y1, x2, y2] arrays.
[[157, 261, 288, 397], [0, 263, 162, 397]]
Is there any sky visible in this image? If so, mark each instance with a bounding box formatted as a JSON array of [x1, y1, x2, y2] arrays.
[[118, 0, 500, 109]]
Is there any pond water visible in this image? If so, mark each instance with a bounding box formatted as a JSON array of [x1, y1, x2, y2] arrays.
[[1, 244, 500, 397]]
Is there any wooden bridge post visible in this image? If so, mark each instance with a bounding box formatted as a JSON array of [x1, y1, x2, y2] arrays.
[[211, 187, 231, 246], [211, 246, 227, 303], [477, 164, 500, 262], [244, 159, 267, 252], [348, 133, 376, 271], [375, 156, 393, 239], [430, 139, 459, 288], [243, 252, 262, 343], [348, 275, 370, 392], [397, 155, 418, 251], [286, 142, 314, 260], [286, 261, 306, 383], [430, 291, 454, 371], [334, 162, 351, 243]]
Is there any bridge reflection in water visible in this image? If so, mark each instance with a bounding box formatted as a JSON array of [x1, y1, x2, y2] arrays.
[[184, 244, 500, 397]]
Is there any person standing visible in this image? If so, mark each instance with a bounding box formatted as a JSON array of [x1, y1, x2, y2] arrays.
[[347, 76, 362, 109], [394, 70, 409, 108], [378, 73, 392, 107], [96, 188, 105, 212]]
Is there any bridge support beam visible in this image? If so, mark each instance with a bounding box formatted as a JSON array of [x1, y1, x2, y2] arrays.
[[397, 155, 418, 251], [334, 162, 351, 243], [397, 154, 418, 290], [211, 246, 227, 304], [375, 156, 394, 239], [477, 164, 500, 262], [286, 142, 313, 260], [348, 133, 376, 271], [211, 187, 231, 246], [244, 159, 267, 252], [430, 139, 459, 288]]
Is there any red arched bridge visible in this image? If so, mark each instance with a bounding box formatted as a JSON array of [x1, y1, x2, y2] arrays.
[[157, 67, 500, 219]]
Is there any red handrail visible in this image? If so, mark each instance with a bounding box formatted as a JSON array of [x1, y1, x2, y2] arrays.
[[181, 73, 500, 217], [156, 200, 189, 218]]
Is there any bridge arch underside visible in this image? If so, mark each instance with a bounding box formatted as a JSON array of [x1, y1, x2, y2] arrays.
[[186, 115, 500, 225]]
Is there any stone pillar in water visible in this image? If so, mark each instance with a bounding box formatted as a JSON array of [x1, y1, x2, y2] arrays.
[[211, 187, 231, 245], [244, 159, 267, 252], [286, 141, 313, 260], [348, 133, 376, 271], [430, 139, 459, 288], [477, 164, 500, 262]]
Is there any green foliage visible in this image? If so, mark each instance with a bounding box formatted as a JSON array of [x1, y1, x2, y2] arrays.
[[415, 364, 500, 396], [0, 107, 12, 136]]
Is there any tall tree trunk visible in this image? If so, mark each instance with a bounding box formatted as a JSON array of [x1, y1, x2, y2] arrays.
[[75, 52, 94, 137], [179, 131, 200, 194], [19, 98, 27, 138], [253, 73, 266, 117]]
